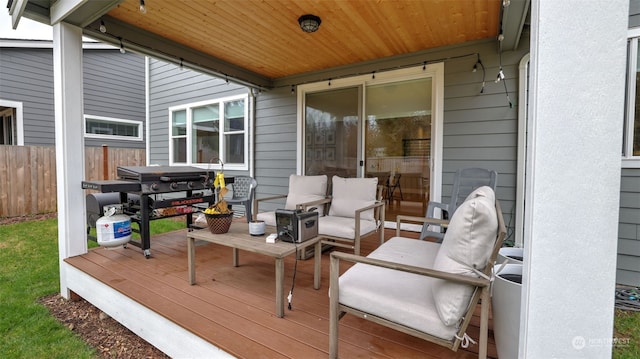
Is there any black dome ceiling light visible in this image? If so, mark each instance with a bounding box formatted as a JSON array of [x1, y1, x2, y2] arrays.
[[298, 14, 321, 33]]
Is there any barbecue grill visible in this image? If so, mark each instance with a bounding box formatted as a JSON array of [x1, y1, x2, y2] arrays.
[[82, 165, 229, 258]]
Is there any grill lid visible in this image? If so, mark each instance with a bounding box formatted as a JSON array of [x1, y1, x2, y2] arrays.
[[117, 166, 210, 183]]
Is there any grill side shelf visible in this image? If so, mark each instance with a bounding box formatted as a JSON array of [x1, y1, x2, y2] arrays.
[[82, 180, 141, 193]]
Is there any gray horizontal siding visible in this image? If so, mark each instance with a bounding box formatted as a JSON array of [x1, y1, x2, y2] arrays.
[[0, 45, 146, 148], [253, 87, 298, 212], [619, 156, 638, 287], [83, 50, 146, 148], [252, 37, 529, 228], [147, 58, 248, 166], [438, 39, 526, 243], [618, 168, 640, 285], [631, 0, 640, 27], [0, 47, 55, 145]]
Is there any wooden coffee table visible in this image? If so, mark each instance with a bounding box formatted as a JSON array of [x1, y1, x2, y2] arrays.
[[187, 222, 322, 318]]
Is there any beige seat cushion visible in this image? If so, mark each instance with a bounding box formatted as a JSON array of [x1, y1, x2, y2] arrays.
[[431, 186, 498, 326], [284, 174, 328, 215], [318, 216, 378, 239], [257, 175, 328, 227], [327, 176, 377, 221], [338, 237, 459, 340]]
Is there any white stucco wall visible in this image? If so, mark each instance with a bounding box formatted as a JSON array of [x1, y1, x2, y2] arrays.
[[522, 1, 628, 358]]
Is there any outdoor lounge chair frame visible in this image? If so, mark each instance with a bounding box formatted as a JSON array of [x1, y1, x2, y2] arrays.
[[329, 200, 506, 359]]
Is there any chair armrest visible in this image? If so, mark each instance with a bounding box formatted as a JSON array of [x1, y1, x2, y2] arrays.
[[296, 197, 332, 212], [354, 200, 385, 221], [395, 215, 449, 236], [330, 251, 489, 287], [354, 200, 385, 215], [396, 215, 449, 226], [254, 194, 287, 219], [256, 194, 287, 203], [426, 200, 449, 217]]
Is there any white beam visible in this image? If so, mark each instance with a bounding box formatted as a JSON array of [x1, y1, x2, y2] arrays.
[[522, 1, 627, 358], [50, 0, 88, 25], [53, 21, 87, 298], [9, 0, 28, 29]]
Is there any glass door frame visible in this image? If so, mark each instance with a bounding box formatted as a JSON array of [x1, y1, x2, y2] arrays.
[[295, 63, 445, 205]]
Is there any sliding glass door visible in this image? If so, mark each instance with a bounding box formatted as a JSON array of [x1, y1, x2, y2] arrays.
[[365, 78, 432, 218], [300, 64, 442, 222], [304, 87, 360, 177]]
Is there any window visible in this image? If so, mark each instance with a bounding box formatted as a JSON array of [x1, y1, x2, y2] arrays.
[[0, 107, 17, 145], [169, 94, 248, 168], [85, 115, 143, 141], [624, 29, 640, 162], [0, 100, 23, 145]]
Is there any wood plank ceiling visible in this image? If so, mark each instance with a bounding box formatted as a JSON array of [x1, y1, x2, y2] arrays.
[[106, 0, 501, 80]]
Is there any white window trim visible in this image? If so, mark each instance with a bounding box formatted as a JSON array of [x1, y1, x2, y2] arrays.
[[623, 27, 640, 168], [168, 93, 249, 171], [0, 99, 24, 145], [84, 114, 143, 141]]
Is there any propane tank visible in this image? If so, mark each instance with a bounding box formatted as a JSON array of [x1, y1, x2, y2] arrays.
[[96, 207, 132, 247]]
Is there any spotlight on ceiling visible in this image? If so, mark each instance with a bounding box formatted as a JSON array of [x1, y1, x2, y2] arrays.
[[298, 14, 321, 33]]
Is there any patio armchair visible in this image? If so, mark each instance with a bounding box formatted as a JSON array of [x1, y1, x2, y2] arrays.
[[225, 176, 258, 222], [329, 186, 506, 359], [255, 174, 328, 227], [399, 167, 498, 242], [314, 176, 385, 256]]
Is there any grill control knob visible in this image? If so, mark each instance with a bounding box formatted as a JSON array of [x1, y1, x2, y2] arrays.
[[188, 181, 194, 188], [151, 183, 159, 191], [170, 182, 178, 190]]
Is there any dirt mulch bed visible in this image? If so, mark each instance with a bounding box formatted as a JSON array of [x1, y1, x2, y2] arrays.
[[40, 294, 170, 359], [0, 212, 58, 225]]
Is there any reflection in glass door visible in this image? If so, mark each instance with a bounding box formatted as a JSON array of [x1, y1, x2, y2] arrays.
[[304, 87, 360, 178], [302, 73, 434, 222], [365, 78, 432, 220]]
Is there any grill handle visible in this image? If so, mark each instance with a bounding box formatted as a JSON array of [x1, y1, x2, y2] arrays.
[[159, 175, 206, 183]]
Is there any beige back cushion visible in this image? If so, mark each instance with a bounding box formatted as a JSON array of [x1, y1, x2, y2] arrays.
[[328, 176, 378, 221], [431, 186, 498, 326], [284, 175, 328, 215]]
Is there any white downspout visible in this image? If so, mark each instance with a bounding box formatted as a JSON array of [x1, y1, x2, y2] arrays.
[[145, 56, 150, 165], [249, 88, 256, 178]]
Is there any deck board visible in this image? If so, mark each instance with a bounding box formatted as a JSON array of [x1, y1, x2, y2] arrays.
[[65, 226, 497, 358]]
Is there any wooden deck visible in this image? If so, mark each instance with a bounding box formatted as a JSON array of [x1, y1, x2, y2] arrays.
[[65, 225, 498, 358]]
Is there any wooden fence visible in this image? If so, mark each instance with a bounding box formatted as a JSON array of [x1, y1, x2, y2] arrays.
[[0, 145, 146, 218]]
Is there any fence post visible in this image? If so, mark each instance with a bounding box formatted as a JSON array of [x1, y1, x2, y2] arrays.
[[102, 144, 108, 180]]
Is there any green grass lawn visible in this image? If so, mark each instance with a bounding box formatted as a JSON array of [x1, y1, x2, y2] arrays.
[[0, 216, 638, 358], [614, 308, 640, 358], [0, 216, 185, 359]]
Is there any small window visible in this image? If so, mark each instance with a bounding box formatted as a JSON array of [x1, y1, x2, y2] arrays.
[[85, 115, 143, 141], [623, 29, 640, 163], [0, 107, 17, 145], [169, 94, 248, 168]]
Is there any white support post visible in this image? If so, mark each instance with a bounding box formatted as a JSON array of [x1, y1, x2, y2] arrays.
[[53, 22, 87, 299], [522, 1, 628, 358]]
